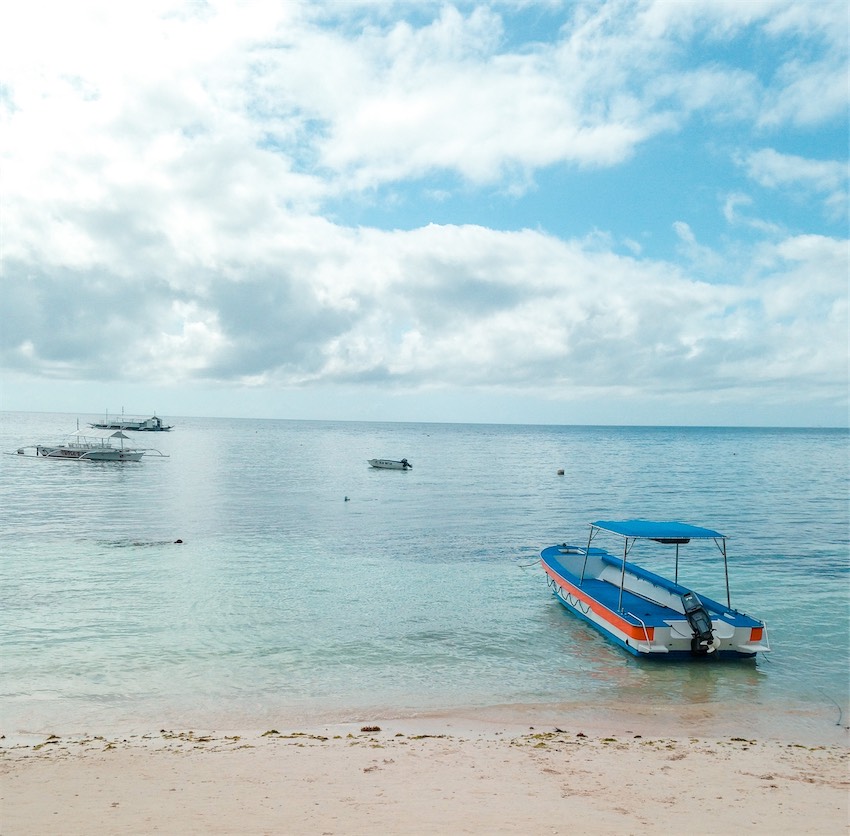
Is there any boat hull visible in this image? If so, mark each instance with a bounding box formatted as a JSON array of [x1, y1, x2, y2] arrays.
[[90, 423, 171, 431], [36, 445, 144, 462], [90, 415, 172, 431], [367, 459, 412, 470], [541, 544, 769, 661]]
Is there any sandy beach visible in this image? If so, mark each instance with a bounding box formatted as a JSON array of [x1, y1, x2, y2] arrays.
[[2, 710, 847, 836]]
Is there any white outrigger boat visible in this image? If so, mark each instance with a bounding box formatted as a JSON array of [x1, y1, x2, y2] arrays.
[[368, 458, 413, 470], [540, 520, 770, 660], [15, 429, 167, 462]]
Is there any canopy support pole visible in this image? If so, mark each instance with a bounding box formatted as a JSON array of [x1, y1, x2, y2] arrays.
[[617, 538, 629, 612], [580, 525, 596, 586], [717, 537, 731, 608]]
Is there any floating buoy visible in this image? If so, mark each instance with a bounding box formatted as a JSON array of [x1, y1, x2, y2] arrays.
[[557, 469, 564, 476]]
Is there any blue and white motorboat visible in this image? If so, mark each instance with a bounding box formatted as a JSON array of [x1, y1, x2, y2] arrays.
[[540, 520, 770, 660]]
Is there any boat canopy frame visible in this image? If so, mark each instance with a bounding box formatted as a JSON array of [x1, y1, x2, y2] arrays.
[[582, 519, 731, 613], [71, 428, 134, 443], [67, 428, 168, 457]]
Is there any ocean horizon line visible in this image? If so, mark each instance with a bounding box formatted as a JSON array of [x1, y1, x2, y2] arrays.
[[1, 409, 847, 432]]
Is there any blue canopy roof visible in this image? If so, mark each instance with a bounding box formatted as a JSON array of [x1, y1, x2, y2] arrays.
[[591, 520, 724, 540]]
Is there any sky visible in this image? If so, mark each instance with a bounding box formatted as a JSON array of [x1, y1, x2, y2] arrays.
[[1, 0, 848, 427]]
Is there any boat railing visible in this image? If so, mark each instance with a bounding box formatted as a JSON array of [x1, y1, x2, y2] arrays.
[[624, 611, 655, 651], [755, 619, 771, 652]]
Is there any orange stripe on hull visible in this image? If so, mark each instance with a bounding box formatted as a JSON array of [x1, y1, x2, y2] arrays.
[[750, 627, 763, 642], [543, 564, 655, 642]]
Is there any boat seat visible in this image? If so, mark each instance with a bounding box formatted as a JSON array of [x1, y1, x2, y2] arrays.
[[597, 565, 686, 614], [596, 562, 744, 628], [598, 553, 689, 596]]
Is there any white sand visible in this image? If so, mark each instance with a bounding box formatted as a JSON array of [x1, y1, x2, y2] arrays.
[[2, 713, 847, 835]]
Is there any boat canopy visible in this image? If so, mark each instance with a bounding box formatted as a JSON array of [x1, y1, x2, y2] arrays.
[[72, 428, 132, 441], [591, 520, 724, 541]]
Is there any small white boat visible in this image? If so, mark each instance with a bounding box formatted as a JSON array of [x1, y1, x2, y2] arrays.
[[90, 411, 172, 431], [15, 429, 167, 462], [368, 458, 413, 470], [540, 520, 770, 660]]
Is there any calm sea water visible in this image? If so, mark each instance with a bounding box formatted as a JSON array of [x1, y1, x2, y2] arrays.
[[1, 412, 848, 741]]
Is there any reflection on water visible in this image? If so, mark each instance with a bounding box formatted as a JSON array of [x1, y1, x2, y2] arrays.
[[542, 596, 766, 707]]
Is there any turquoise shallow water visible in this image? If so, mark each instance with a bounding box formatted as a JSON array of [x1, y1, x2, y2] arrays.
[[1, 413, 848, 740]]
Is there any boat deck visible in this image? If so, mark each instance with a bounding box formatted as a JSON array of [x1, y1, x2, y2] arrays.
[[541, 547, 762, 629]]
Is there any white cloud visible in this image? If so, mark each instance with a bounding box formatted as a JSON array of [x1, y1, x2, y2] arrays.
[[0, 0, 847, 425], [722, 192, 783, 235], [744, 149, 847, 191], [2, 0, 845, 212], [740, 149, 849, 222], [722, 193, 752, 224], [8, 218, 843, 411]]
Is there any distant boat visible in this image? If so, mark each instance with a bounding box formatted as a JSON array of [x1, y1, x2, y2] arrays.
[[368, 458, 412, 470], [540, 519, 770, 660], [90, 411, 173, 431], [15, 429, 167, 462]]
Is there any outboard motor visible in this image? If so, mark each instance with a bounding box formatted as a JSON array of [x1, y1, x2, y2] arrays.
[[681, 591, 716, 656]]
